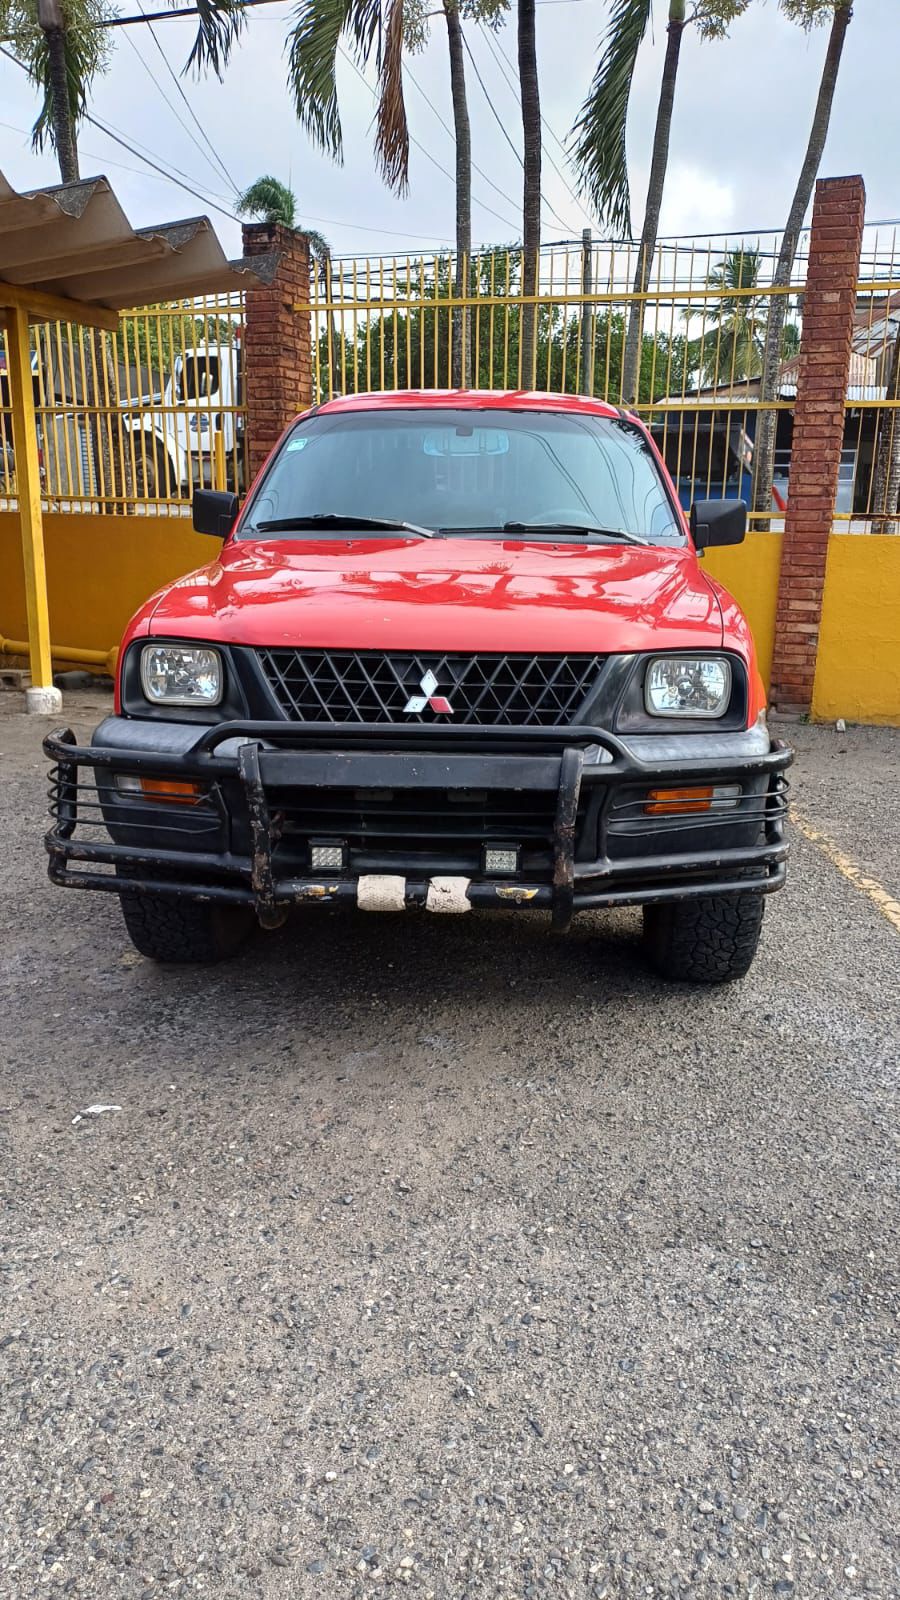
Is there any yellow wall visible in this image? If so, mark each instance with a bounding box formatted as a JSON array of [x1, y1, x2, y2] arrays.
[[701, 531, 783, 691], [0, 511, 213, 665], [1, 514, 898, 724], [812, 535, 900, 725]]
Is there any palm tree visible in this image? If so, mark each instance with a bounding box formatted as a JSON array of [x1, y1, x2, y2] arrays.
[[414, 0, 508, 385], [752, 0, 854, 522], [571, 0, 755, 408], [684, 247, 801, 389], [1, 0, 109, 181], [2, 0, 246, 183], [286, 0, 411, 197], [237, 176, 341, 396], [286, 0, 507, 387], [517, 0, 541, 385], [686, 249, 768, 385], [236, 175, 298, 228]]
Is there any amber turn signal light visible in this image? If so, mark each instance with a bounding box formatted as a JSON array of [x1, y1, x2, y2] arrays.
[[138, 776, 202, 803], [644, 785, 714, 815]]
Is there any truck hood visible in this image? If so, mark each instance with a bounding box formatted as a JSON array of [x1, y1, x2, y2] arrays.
[[146, 537, 724, 654]]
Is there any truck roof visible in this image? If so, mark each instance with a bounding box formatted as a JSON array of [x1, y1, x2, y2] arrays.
[[311, 389, 625, 421]]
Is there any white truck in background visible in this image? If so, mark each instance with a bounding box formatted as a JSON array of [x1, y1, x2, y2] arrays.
[[121, 340, 244, 499]]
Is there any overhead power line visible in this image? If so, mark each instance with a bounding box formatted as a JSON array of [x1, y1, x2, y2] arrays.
[[120, 24, 234, 195], [86, 112, 241, 218], [133, 0, 238, 192], [1, 0, 591, 40], [459, 31, 577, 236], [337, 44, 520, 234], [477, 20, 595, 232], [401, 57, 523, 223], [0, 47, 464, 246]]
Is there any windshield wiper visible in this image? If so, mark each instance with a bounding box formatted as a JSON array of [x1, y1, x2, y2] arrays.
[[252, 513, 434, 538], [502, 521, 649, 546]]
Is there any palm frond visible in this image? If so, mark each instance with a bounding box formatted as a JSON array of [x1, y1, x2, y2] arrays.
[[374, 0, 409, 193], [304, 227, 332, 266], [286, 0, 356, 160], [569, 0, 652, 235], [179, 0, 246, 79], [236, 176, 297, 226]]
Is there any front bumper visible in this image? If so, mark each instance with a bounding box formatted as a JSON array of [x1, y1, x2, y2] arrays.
[[44, 718, 792, 931]]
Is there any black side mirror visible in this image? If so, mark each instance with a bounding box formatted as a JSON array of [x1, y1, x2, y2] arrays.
[[690, 498, 746, 551], [193, 488, 238, 538]]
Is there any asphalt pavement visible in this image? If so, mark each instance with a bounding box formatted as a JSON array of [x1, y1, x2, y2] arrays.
[[1, 690, 898, 1600]]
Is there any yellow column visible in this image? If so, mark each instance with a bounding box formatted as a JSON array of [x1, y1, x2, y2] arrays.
[[3, 304, 58, 709]]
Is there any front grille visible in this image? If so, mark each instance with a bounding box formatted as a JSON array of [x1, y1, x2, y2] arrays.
[[257, 650, 605, 726]]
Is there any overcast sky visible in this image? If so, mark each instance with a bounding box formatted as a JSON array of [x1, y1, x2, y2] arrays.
[[0, 0, 896, 261]]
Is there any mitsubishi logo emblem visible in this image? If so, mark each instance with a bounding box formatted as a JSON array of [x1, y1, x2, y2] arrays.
[[404, 668, 454, 715]]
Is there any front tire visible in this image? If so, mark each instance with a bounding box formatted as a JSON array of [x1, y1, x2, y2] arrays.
[[117, 881, 254, 964], [642, 891, 765, 984]]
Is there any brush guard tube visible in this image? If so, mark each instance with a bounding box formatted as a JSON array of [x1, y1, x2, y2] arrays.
[[44, 720, 792, 934]]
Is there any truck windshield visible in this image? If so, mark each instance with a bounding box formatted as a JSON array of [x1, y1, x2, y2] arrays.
[[239, 407, 684, 546]]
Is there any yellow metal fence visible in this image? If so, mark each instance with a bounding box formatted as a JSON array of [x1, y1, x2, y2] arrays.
[[1, 233, 898, 528], [306, 233, 900, 530], [0, 292, 245, 514]]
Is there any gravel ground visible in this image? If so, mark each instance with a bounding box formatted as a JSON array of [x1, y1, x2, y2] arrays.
[[1, 691, 898, 1600]]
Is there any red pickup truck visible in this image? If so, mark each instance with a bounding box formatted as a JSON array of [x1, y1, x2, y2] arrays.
[[44, 391, 791, 982]]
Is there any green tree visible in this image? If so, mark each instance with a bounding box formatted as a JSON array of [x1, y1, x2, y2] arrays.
[[570, 0, 753, 407], [752, 0, 854, 521]]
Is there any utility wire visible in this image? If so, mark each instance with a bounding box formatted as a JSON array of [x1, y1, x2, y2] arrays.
[[477, 20, 595, 231], [86, 113, 241, 218], [0, 114, 230, 194], [401, 56, 523, 219], [0, 0, 591, 39], [0, 47, 465, 247], [120, 25, 234, 194], [459, 31, 576, 236], [133, 0, 238, 193], [337, 44, 520, 233], [0, 41, 238, 207]]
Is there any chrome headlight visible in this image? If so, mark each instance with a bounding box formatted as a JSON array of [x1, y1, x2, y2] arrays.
[[644, 655, 732, 719], [140, 643, 222, 706]]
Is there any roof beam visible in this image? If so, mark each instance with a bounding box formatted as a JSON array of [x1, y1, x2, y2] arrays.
[[0, 280, 119, 331]]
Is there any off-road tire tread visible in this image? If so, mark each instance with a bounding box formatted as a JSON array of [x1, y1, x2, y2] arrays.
[[118, 886, 252, 964], [642, 891, 765, 984]]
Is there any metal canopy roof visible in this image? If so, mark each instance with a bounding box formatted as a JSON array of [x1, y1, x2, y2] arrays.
[[0, 170, 275, 316]]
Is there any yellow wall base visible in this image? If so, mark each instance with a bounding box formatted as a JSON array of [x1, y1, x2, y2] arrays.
[[812, 536, 900, 726], [702, 532, 783, 691], [0, 511, 213, 668]]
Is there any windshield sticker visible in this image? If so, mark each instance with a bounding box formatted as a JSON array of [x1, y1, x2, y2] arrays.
[[286, 437, 309, 452]]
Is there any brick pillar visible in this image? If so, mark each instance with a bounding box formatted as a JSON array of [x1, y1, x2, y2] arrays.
[[242, 222, 313, 481], [769, 175, 865, 713]]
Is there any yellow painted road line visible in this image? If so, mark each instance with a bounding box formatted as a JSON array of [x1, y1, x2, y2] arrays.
[[791, 811, 900, 937]]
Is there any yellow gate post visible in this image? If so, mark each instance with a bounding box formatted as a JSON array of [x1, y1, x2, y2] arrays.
[[3, 303, 61, 714]]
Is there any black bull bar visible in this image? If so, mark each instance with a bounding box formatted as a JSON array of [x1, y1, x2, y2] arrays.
[[44, 721, 793, 933]]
